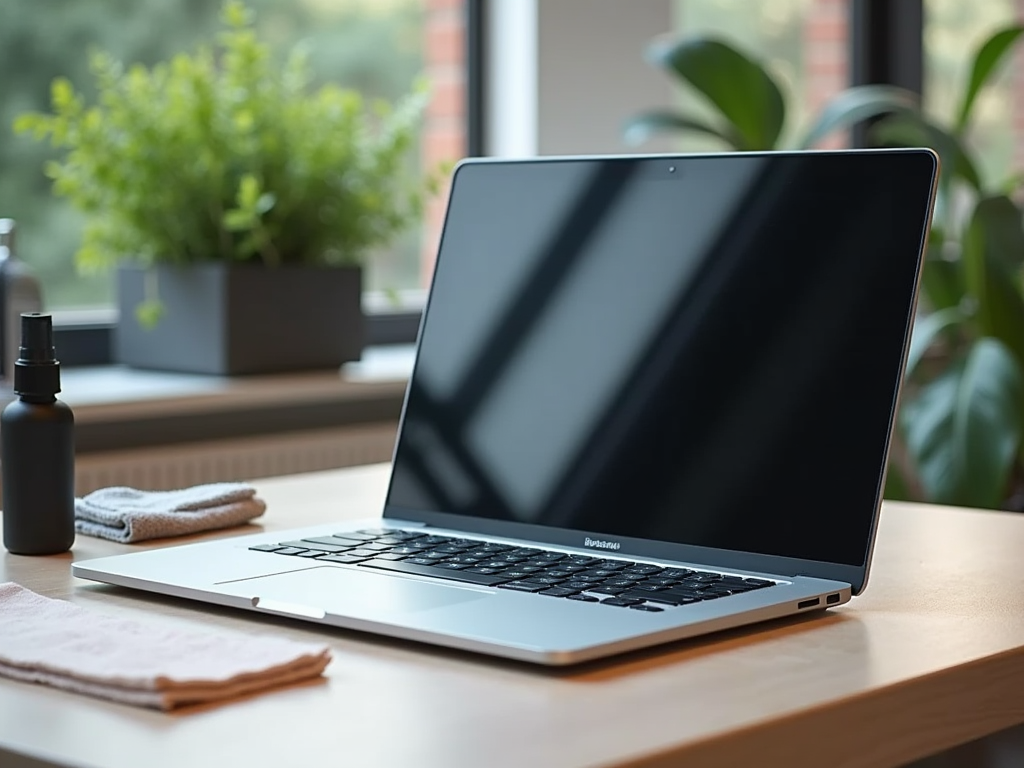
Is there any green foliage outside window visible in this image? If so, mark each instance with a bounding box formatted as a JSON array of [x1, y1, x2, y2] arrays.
[[15, 1, 430, 276], [0, 0, 424, 307]]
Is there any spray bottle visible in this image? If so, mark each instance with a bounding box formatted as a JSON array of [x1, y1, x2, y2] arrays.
[[2, 313, 75, 554]]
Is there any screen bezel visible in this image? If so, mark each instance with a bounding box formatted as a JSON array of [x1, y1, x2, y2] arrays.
[[382, 149, 939, 594]]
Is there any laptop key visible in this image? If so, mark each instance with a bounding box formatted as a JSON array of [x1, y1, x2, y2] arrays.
[[359, 559, 508, 586], [566, 593, 600, 602], [630, 604, 665, 612], [538, 587, 580, 597], [620, 591, 682, 606], [501, 570, 541, 580], [358, 543, 395, 552], [622, 565, 662, 576], [563, 581, 601, 591], [317, 553, 373, 564], [688, 572, 723, 582], [497, 581, 547, 593], [272, 547, 312, 556], [302, 536, 367, 547], [603, 578, 644, 587], [529, 576, 567, 586], [283, 540, 352, 553], [717, 583, 756, 593], [390, 546, 430, 555], [333, 532, 378, 542], [662, 569, 695, 579], [600, 597, 643, 607], [249, 543, 287, 552], [659, 593, 708, 606]]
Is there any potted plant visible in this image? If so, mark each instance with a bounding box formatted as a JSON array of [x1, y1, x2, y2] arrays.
[[626, 27, 1024, 510], [15, 1, 431, 375]]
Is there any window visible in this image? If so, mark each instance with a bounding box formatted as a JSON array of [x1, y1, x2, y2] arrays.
[[480, 0, 850, 164], [0, 0, 465, 318], [673, 0, 850, 150], [924, 0, 1018, 183]]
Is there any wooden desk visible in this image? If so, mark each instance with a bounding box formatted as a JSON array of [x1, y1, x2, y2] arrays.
[[3, 464, 1024, 768]]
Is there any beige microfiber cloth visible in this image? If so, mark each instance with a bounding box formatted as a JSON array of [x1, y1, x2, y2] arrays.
[[0, 582, 331, 710], [75, 483, 266, 543]]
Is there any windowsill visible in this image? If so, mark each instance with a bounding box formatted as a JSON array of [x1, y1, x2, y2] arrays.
[[8, 345, 416, 454]]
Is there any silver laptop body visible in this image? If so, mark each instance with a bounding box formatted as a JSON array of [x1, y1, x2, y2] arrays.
[[74, 149, 938, 665]]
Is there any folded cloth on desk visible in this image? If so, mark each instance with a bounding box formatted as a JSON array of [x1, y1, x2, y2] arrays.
[[0, 582, 331, 710], [75, 483, 266, 543]]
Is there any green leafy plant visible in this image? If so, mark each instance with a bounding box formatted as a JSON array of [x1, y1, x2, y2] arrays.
[[875, 25, 1024, 509], [14, 0, 429, 273], [627, 28, 1024, 510], [624, 35, 919, 150]]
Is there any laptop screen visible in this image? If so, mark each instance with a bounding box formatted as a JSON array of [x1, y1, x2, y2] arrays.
[[385, 151, 936, 569]]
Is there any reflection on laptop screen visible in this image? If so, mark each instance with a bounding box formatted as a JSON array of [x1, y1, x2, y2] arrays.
[[386, 152, 936, 569]]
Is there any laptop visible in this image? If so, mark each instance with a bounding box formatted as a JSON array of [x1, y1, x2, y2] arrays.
[[74, 149, 938, 665]]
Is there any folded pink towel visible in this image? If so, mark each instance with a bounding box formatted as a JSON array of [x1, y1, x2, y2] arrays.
[[0, 582, 331, 710], [75, 483, 266, 543]]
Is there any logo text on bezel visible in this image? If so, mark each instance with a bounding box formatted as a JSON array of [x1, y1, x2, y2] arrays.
[[584, 537, 621, 550]]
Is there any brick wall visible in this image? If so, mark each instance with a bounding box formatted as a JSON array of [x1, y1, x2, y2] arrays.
[[804, 0, 849, 148], [422, 0, 467, 285]]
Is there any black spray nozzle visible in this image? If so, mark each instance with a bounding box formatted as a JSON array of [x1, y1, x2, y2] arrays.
[[13, 312, 61, 399], [18, 312, 56, 364]]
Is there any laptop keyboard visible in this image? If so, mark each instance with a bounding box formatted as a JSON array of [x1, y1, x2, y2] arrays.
[[249, 528, 777, 612]]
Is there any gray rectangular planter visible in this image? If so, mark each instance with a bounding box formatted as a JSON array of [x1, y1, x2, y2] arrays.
[[116, 263, 364, 375]]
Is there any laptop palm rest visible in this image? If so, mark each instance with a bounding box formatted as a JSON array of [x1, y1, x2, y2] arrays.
[[219, 566, 490, 621]]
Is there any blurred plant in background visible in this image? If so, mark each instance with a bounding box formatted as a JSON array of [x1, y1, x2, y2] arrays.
[[0, 0, 423, 308], [874, 26, 1024, 511], [627, 24, 1024, 510]]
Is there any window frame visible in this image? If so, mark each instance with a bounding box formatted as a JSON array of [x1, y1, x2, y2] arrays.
[[55, 0, 925, 366], [53, 1, 489, 366]]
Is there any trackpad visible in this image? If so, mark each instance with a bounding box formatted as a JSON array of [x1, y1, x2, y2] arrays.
[[223, 566, 490, 619]]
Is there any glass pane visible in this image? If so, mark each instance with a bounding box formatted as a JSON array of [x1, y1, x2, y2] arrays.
[[0, 0, 459, 311], [923, 0, 1016, 186], [673, 0, 850, 150]]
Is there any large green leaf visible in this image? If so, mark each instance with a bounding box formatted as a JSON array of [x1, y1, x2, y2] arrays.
[[956, 26, 1024, 134], [905, 306, 963, 380], [900, 337, 1024, 508], [645, 37, 784, 150], [871, 114, 982, 192], [799, 84, 919, 148], [623, 109, 740, 148], [920, 228, 966, 312], [962, 195, 1024, 369]]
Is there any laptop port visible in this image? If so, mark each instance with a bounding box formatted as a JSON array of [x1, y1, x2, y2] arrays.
[[826, 593, 841, 605], [798, 598, 820, 609]]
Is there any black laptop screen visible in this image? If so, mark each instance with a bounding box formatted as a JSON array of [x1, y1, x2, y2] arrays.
[[386, 151, 936, 568]]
